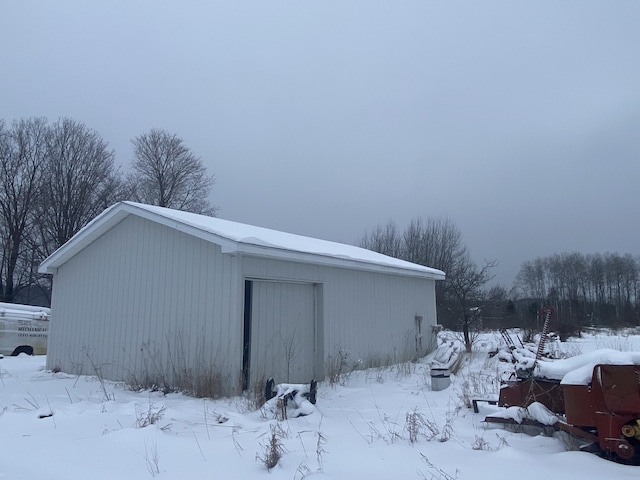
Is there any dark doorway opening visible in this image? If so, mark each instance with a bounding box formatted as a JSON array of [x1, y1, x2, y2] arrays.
[[241, 279, 252, 391]]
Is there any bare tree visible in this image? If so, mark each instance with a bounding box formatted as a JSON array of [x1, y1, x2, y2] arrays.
[[0, 118, 48, 302], [128, 129, 217, 215], [515, 257, 548, 299], [34, 118, 125, 258], [359, 220, 402, 258], [445, 254, 497, 352], [360, 217, 465, 279], [515, 251, 640, 328], [402, 217, 466, 300]]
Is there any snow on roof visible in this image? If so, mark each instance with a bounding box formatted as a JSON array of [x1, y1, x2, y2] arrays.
[[39, 202, 446, 279], [535, 348, 640, 385], [0, 302, 50, 320]]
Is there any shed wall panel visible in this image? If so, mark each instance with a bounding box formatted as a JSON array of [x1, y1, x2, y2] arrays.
[[46, 216, 242, 391]]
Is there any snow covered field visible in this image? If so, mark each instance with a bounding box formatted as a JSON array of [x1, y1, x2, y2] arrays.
[[1, 330, 639, 480]]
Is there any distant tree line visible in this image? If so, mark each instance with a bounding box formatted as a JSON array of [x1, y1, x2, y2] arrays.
[[0, 117, 216, 305], [514, 252, 640, 332]]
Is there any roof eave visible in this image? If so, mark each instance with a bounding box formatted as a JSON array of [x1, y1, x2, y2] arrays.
[[236, 243, 446, 280]]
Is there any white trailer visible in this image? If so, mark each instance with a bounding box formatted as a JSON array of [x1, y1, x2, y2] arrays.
[[0, 302, 50, 356]]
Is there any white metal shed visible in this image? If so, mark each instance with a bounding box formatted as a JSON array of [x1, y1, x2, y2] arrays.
[[39, 202, 445, 395]]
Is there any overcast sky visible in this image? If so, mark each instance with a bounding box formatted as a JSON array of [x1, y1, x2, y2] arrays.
[[2, 1, 639, 286]]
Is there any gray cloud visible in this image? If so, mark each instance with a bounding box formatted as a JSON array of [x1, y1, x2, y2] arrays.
[[2, 1, 638, 286]]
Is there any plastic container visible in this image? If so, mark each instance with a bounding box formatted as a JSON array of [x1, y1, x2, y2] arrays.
[[430, 367, 451, 391]]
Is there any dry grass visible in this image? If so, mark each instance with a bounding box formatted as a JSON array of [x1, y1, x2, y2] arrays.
[[419, 455, 459, 480], [454, 353, 499, 409], [236, 376, 267, 413], [126, 334, 231, 398], [135, 400, 166, 428], [405, 408, 439, 443], [127, 365, 226, 399], [326, 347, 350, 387], [595, 335, 634, 352], [144, 439, 160, 477], [257, 423, 286, 470]]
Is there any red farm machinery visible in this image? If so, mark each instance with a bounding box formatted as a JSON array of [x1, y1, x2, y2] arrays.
[[483, 309, 640, 463]]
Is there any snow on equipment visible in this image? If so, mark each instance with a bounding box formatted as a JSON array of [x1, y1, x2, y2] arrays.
[[483, 309, 640, 463], [264, 378, 318, 419]]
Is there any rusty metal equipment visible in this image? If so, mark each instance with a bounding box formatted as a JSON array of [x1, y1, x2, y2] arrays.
[[485, 363, 640, 463]]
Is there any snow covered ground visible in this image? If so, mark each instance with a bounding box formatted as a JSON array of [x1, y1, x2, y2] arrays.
[[1, 330, 639, 479]]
